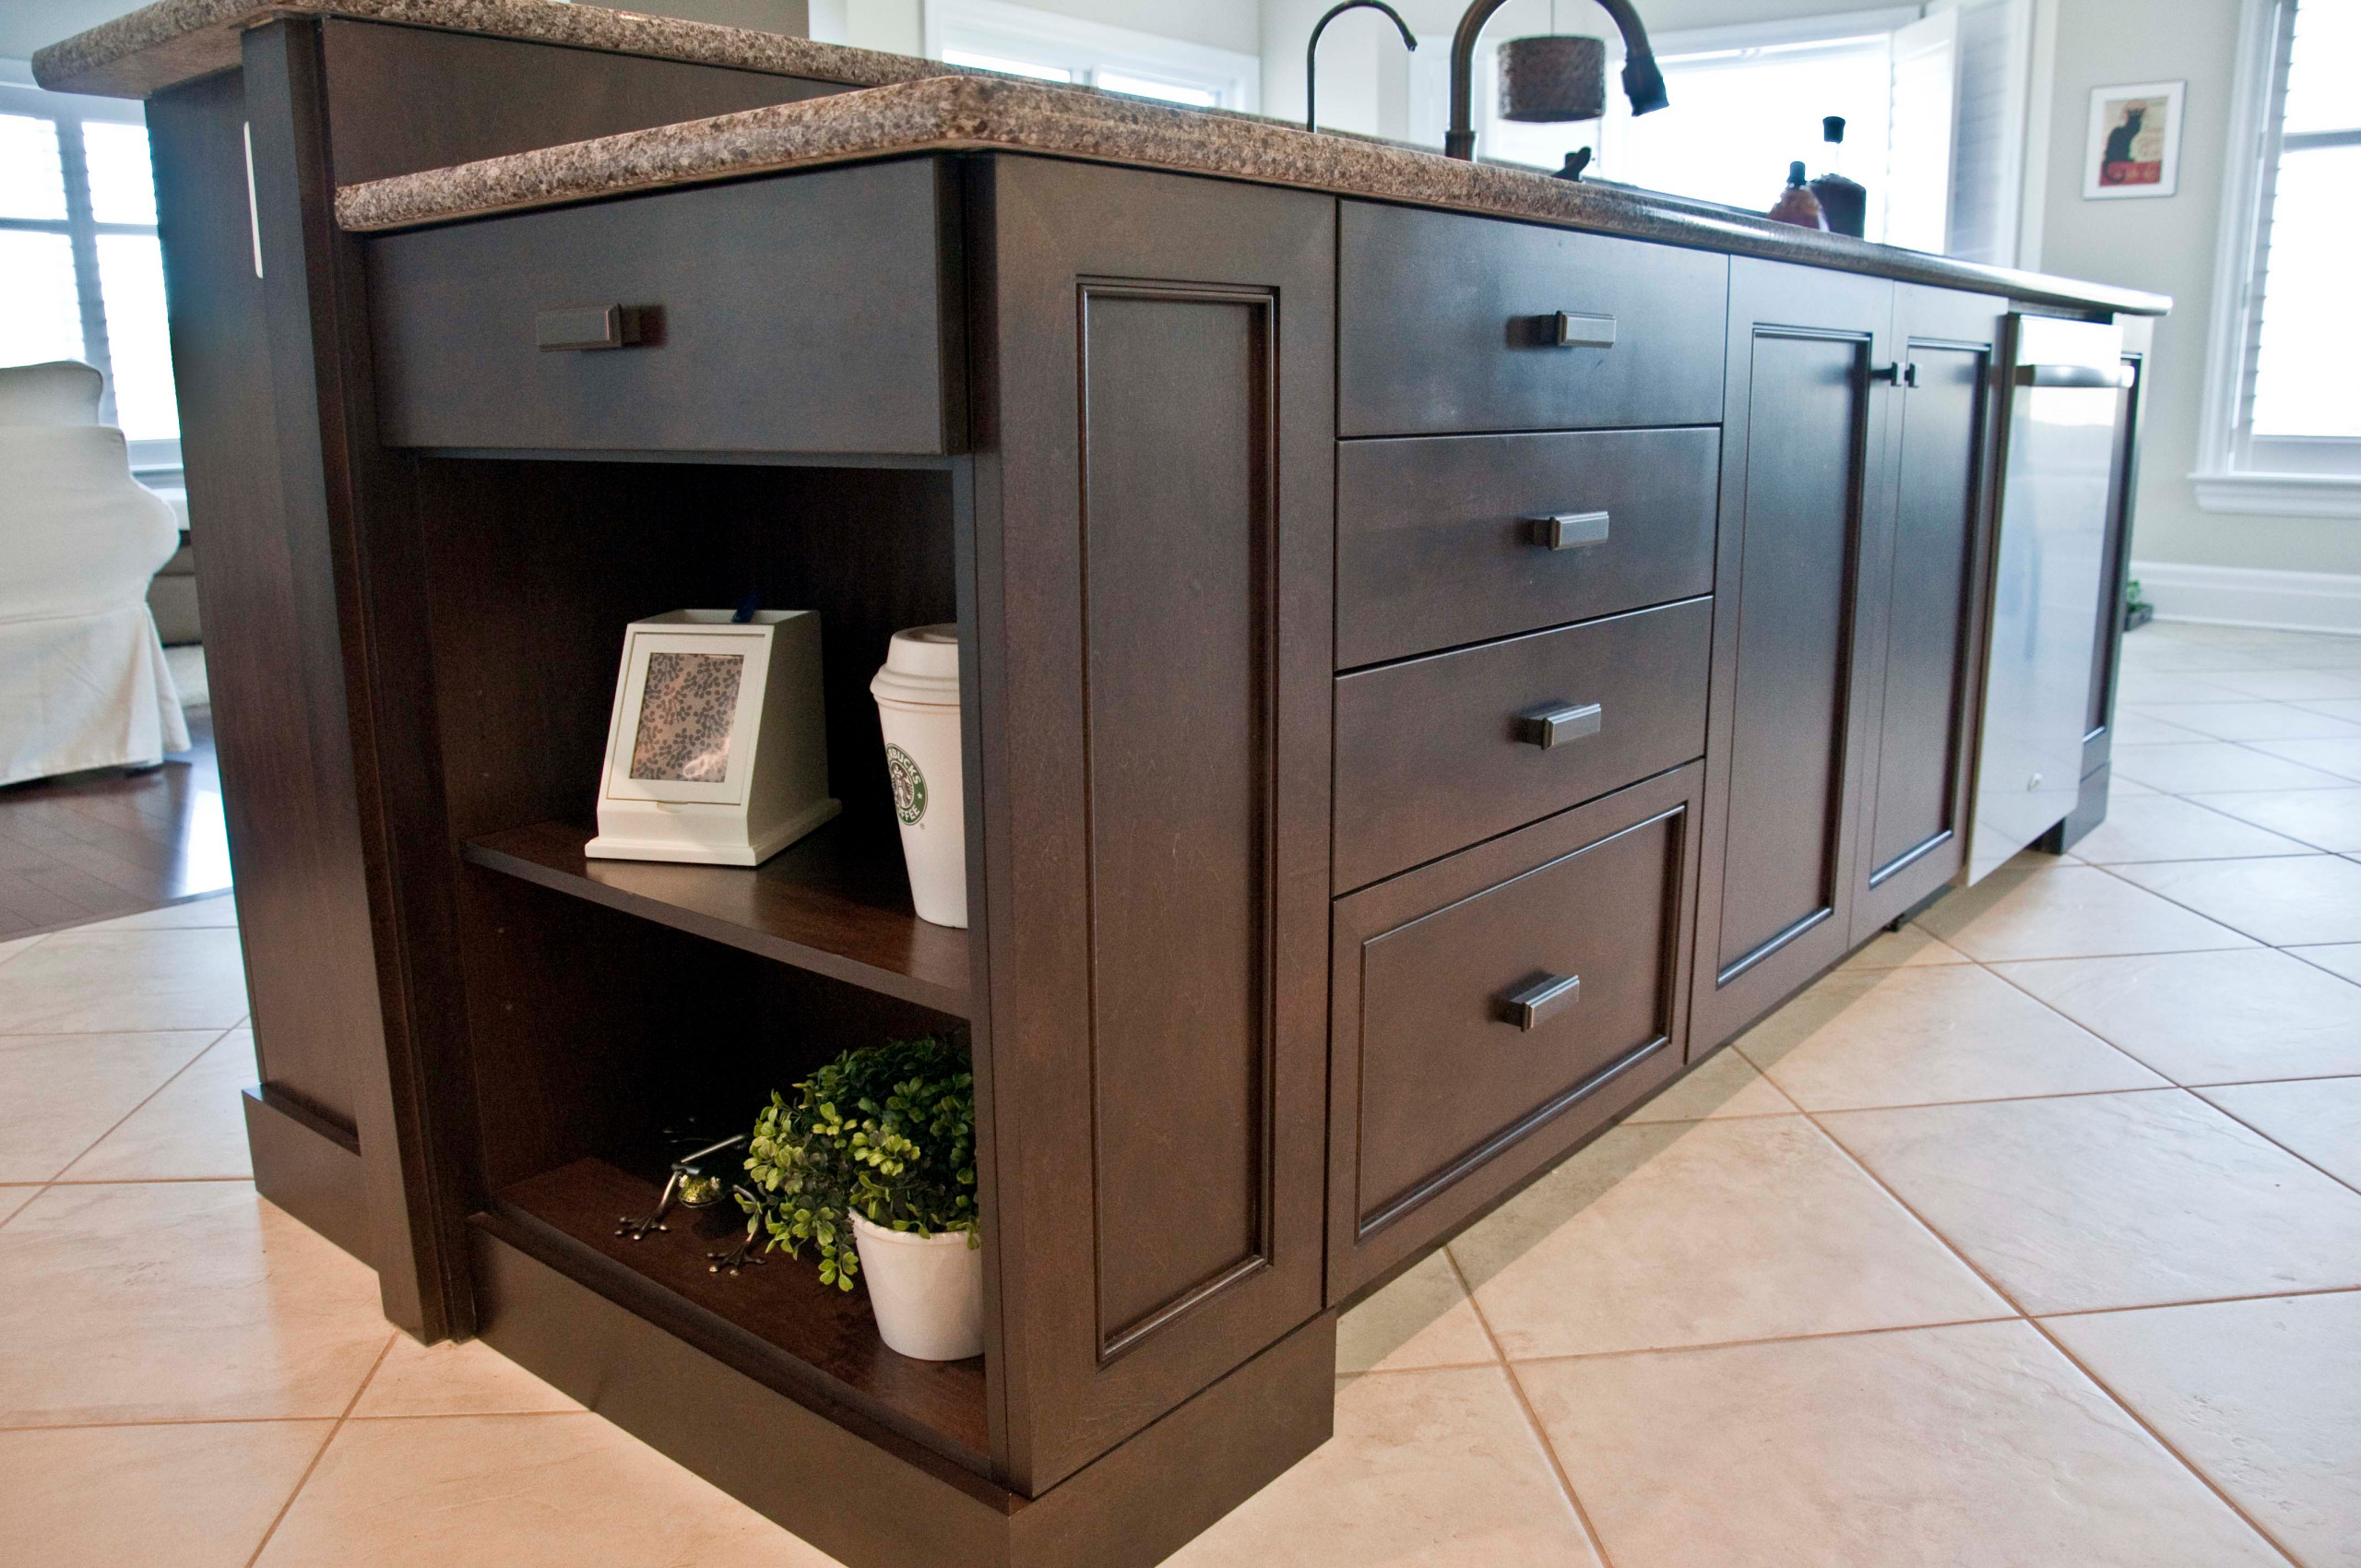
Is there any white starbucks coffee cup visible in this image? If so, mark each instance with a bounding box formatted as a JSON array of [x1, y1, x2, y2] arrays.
[[871, 624, 967, 929]]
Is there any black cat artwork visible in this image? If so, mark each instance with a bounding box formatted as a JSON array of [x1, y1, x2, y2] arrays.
[[2104, 107, 2145, 171]]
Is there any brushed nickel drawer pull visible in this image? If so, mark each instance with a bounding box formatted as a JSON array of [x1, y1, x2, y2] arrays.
[[536, 303, 646, 351], [1551, 311, 1617, 348], [1529, 510, 1610, 551], [1514, 701, 1603, 748], [1499, 972, 1582, 1030]]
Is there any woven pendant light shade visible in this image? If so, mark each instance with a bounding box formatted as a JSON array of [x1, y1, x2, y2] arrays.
[[1498, 34, 1606, 123]]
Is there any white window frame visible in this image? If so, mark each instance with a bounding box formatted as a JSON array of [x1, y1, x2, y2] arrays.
[[0, 57, 179, 476], [2192, 0, 2361, 520], [922, 0, 1260, 113]]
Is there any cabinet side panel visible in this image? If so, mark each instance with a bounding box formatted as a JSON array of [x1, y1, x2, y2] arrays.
[[1079, 288, 1270, 1342], [1869, 343, 1983, 875], [1716, 333, 1864, 973]]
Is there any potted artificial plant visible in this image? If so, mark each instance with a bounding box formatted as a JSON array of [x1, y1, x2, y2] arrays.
[[738, 1035, 982, 1360]]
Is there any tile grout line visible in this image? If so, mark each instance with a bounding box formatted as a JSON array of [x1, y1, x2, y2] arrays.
[[242, 1330, 399, 1568], [2182, 1089, 2361, 1202], [1797, 1106, 2308, 1566], [36, 1023, 241, 1185], [1438, 1246, 1622, 1568]]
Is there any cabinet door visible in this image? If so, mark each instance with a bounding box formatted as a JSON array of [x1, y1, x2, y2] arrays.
[[1691, 260, 1893, 1054], [1848, 285, 2003, 939], [968, 158, 1334, 1495]]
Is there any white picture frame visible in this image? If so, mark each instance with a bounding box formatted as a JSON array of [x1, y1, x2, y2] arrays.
[[587, 609, 839, 867], [2083, 79, 2185, 200]]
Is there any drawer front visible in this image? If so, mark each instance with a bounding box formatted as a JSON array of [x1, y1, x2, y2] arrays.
[[1337, 427, 1719, 669], [1334, 597, 1712, 891], [1338, 201, 1726, 437], [1329, 765, 1700, 1299], [369, 159, 958, 455]]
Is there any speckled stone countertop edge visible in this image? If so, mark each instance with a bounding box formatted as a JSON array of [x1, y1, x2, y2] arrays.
[[332, 76, 2171, 318], [30, 0, 960, 100]]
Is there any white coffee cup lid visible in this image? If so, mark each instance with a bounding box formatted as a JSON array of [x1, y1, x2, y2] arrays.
[[872, 624, 958, 706]]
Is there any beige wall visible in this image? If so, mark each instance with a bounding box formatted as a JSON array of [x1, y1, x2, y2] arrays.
[[2038, 0, 2355, 577]]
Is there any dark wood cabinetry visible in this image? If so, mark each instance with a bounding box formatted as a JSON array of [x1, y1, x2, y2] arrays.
[[1693, 262, 2002, 1052]]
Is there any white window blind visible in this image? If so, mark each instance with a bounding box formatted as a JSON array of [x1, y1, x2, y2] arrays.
[[926, 0, 1259, 112], [0, 63, 180, 469], [2196, 0, 2361, 517]]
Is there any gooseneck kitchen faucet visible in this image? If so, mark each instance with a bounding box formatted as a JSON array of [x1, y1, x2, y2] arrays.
[[1443, 0, 1667, 160]]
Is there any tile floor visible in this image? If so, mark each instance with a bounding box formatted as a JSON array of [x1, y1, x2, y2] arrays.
[[2, 620, 2357, 1566]]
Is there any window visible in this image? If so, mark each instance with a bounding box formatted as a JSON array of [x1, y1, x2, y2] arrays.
[[926, 0, 1260, 113], [0, 62, 180, 472], [2196, 0, 2361, 517]]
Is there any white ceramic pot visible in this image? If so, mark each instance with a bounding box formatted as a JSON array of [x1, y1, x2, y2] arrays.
[[851, 1213, 983, 1361], [871, 624, 967, 929]]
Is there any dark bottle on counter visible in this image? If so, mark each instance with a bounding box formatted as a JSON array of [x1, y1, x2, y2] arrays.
[[1768, 160, 1827, 230], [1810, 115, 1868, 237]]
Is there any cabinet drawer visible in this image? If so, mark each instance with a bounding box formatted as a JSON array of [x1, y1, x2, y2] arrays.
[[1337, 427, 1719, 669], [1338, 201, 1726, 437], [1334, 597, 1711, 891], [1328, 765, 1699, 1299], [368, 159, 960, 455]]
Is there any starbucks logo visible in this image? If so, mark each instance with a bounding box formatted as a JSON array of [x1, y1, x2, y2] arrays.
[[885, 743, 927, 826]]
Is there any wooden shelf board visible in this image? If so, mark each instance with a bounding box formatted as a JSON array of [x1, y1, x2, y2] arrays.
[[492, 1157, 991, 1475], [464, 820, 968, 1017]]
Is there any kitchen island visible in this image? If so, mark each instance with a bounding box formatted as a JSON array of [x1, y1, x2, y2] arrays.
[[36, 6, 2166, 1564]]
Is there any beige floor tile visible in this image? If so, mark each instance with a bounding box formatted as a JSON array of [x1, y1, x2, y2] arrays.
[[2296, 696, 2361, 723], [0, 1030, 220, 1182], [2108, 708, 2214, 744], [1995, 948, 2361, 1085], [2196, 1077, 2361, 1190], [1335, 1250, 1499, 1375], [1520, 1320, 2284, 1568], [1621, 1044, 1799, 1122], [1448, 1117, 2004, 1359], [2116, 641, 2275, 673], [0, 1187, 35, 1228], [2111, 741, 2352, 793], [1736, 966, 2164, 1111], [350, 1334, 585, 1418], [2189, 785, 2361, 850], [1835, 924, 1972, 970], [2250, 736, 2361, 782], [2110, 774, 2160, 796], [2134, 700, 2361, 742], [0, 935, 42, 968], [255, 1411, 840, 1568], [2068, 794, 2317, 863], [2113, 671, 2249, 706], [2290, 943, 2361, 985], [0, 1182, 390, 1425], [1916, 864, 2256, 961], [58, 1029, 255, 1182], [2046, 1291, 2361, 1568], [2112, 853, 2361, 945], [90, 893, 241, 931], [1822, 1090, 2361, 1313], [2205, 669, 2361, 702], [1173, 1367, 1599, 1568], [0, 929, 247, 1034], [0, 1420, 328, 1568]]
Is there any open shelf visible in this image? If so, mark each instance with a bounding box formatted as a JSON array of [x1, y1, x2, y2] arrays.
[[464, 819, 969, 1018], [486, 1157, 991, 1475]]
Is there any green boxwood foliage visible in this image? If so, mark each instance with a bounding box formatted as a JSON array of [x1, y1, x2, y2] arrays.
[[736, 1036, 978, 1291]]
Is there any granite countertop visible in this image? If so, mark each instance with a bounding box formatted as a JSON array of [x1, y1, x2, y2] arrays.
[[36, 0, 2170, 317]]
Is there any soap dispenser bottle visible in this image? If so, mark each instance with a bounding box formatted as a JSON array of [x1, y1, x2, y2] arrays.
[[1768, 160, 1826, 230], [1809, 115, 1869, 237]]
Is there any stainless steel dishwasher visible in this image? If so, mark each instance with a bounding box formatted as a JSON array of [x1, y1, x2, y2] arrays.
[[1967, 314, 2130, 883]]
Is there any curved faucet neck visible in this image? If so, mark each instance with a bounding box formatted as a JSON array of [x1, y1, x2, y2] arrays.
[[1444, 0, 1666, 161]]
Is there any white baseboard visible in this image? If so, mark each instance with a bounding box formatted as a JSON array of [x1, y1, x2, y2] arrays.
[[2130, 559, 2361, 636]]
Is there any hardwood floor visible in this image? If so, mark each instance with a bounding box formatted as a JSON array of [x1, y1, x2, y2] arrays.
[[0, 708, 230, 937]]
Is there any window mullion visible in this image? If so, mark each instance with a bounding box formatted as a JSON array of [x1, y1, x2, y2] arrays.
[[52, 114, 120, 426]]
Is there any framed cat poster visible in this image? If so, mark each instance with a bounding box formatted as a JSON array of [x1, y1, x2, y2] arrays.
[[587, 609, 839, 866], [2084, 80, 2184, 199]]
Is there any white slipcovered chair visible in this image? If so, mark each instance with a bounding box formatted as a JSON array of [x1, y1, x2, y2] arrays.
[[1, 360, 189, 786]]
